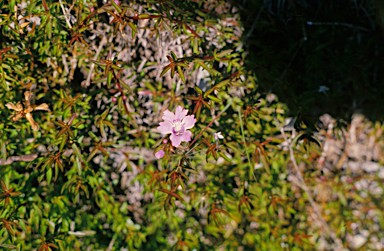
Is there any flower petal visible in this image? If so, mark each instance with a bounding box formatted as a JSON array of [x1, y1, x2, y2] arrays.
[[155, 150, 165, 159], [24, 91, 33, 106], [182, 115, 196, 130], [175, 106, 188, 120], [33, 103, 50, 111], [157, 121, 173, 134], [170, 130, 192, 147], [170, 133, 182, 147], [162, 109, 175, 122], [26, 113, 39, 131], [5, 102, 23, 111], [180, 130, 192, 143]]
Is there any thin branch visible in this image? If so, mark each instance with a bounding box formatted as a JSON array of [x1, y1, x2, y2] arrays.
[[236, 6, 264, 51], [274, 117, 344, 249], [59, 0, 72, 29], [0, 150, 73, 166], [306, 21, 371, 32], [62, 54, 70, 74], [238, 107, 258, 183], [85, 36, 107, 86], [0, 154, 39, 165], [106, 237, 115, 251]]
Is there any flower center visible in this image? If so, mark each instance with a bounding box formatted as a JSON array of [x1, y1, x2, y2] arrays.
[[172, 119, 184, 136]]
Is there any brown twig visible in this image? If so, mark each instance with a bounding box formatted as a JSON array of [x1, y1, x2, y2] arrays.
[[274, 117, 344, 250], [0, 150, 73, 166], [86, 36, 107, 86]]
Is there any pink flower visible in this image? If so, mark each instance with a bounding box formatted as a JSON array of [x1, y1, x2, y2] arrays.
[[155, 149, 165, 159], [113, 0, 119, 5], [157, 106, 196, 147]]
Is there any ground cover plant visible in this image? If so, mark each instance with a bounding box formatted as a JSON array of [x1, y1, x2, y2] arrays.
[[1, 0, 384, 250]]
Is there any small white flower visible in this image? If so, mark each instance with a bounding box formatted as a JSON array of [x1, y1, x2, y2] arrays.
[[213, 132, 224, 147], [213, 132, 224, 142], [318, 85, 329, 93], [254, 163, 263, 170]]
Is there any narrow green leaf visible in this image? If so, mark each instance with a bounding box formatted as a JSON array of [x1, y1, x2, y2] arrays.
[[111, 0, 122, 13], [101, 108, 110, 120], [71, 143, 83, 163], [160, 65, 171, 77], [86, 147, 99, 163], [216, 49, 233, 58], [127, 22, 137, 38], [170, 51, 177, 60], [119, 79, 133, 93], [100, 122, 106, 139], [0, 244, 17, 248], [207, 95, 221, 103], [59, 135, 67, 152], [194, 86, 203, 94], [178, 62, 189, 67], [46, 20, 52, 39], [219, 152, 232, 163], [138, 14, 150, 18], [107, 71, 113, 88], [183, 166, 199, 174], [203, 88, 214, 97], [162, 21, 173, 35], [1, 140, 6, 161], [202, 100, 211, 109], [75, 156, 82, 176], [193, 36, 198, 53], [88, 131, 100, 142], [215, 79, 230, 88], [46, 168, 52, 185], [90, 60, 107, 67], [177, 66, 185, 83]]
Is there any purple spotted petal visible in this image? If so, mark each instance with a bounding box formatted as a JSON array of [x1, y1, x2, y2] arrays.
[[162, 109, 176, 122], [175, 106, 188, 120], [157, 121, 173, 134], [155, 149, 165, 159], [182, 115, 196, 130]]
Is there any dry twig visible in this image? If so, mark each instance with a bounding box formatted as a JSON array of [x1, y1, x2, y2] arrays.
[[274, 117, 344, 250]]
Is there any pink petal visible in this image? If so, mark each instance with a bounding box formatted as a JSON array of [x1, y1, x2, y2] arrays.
[[162, 109, 176, 122], [179, 130, 192, 143], [170, 131, 192, 147], [175, 106, 188, 120], [157, 121, 173, 134], [170, 133, 182, 147], [182, 115, 196, 130], [155, 150, 165, 159]]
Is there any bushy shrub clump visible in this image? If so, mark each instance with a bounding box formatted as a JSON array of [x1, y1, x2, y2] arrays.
[[1, 0, 384, 250]]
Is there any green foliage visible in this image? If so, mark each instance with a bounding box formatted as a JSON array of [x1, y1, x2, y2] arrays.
[[0, 0, 383, 250]]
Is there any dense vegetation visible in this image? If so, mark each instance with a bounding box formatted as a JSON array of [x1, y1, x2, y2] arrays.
[[0, 0, 383, 250]]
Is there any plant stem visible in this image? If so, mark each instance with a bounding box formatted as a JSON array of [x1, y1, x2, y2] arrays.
[[238, 107, 257, 183]]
